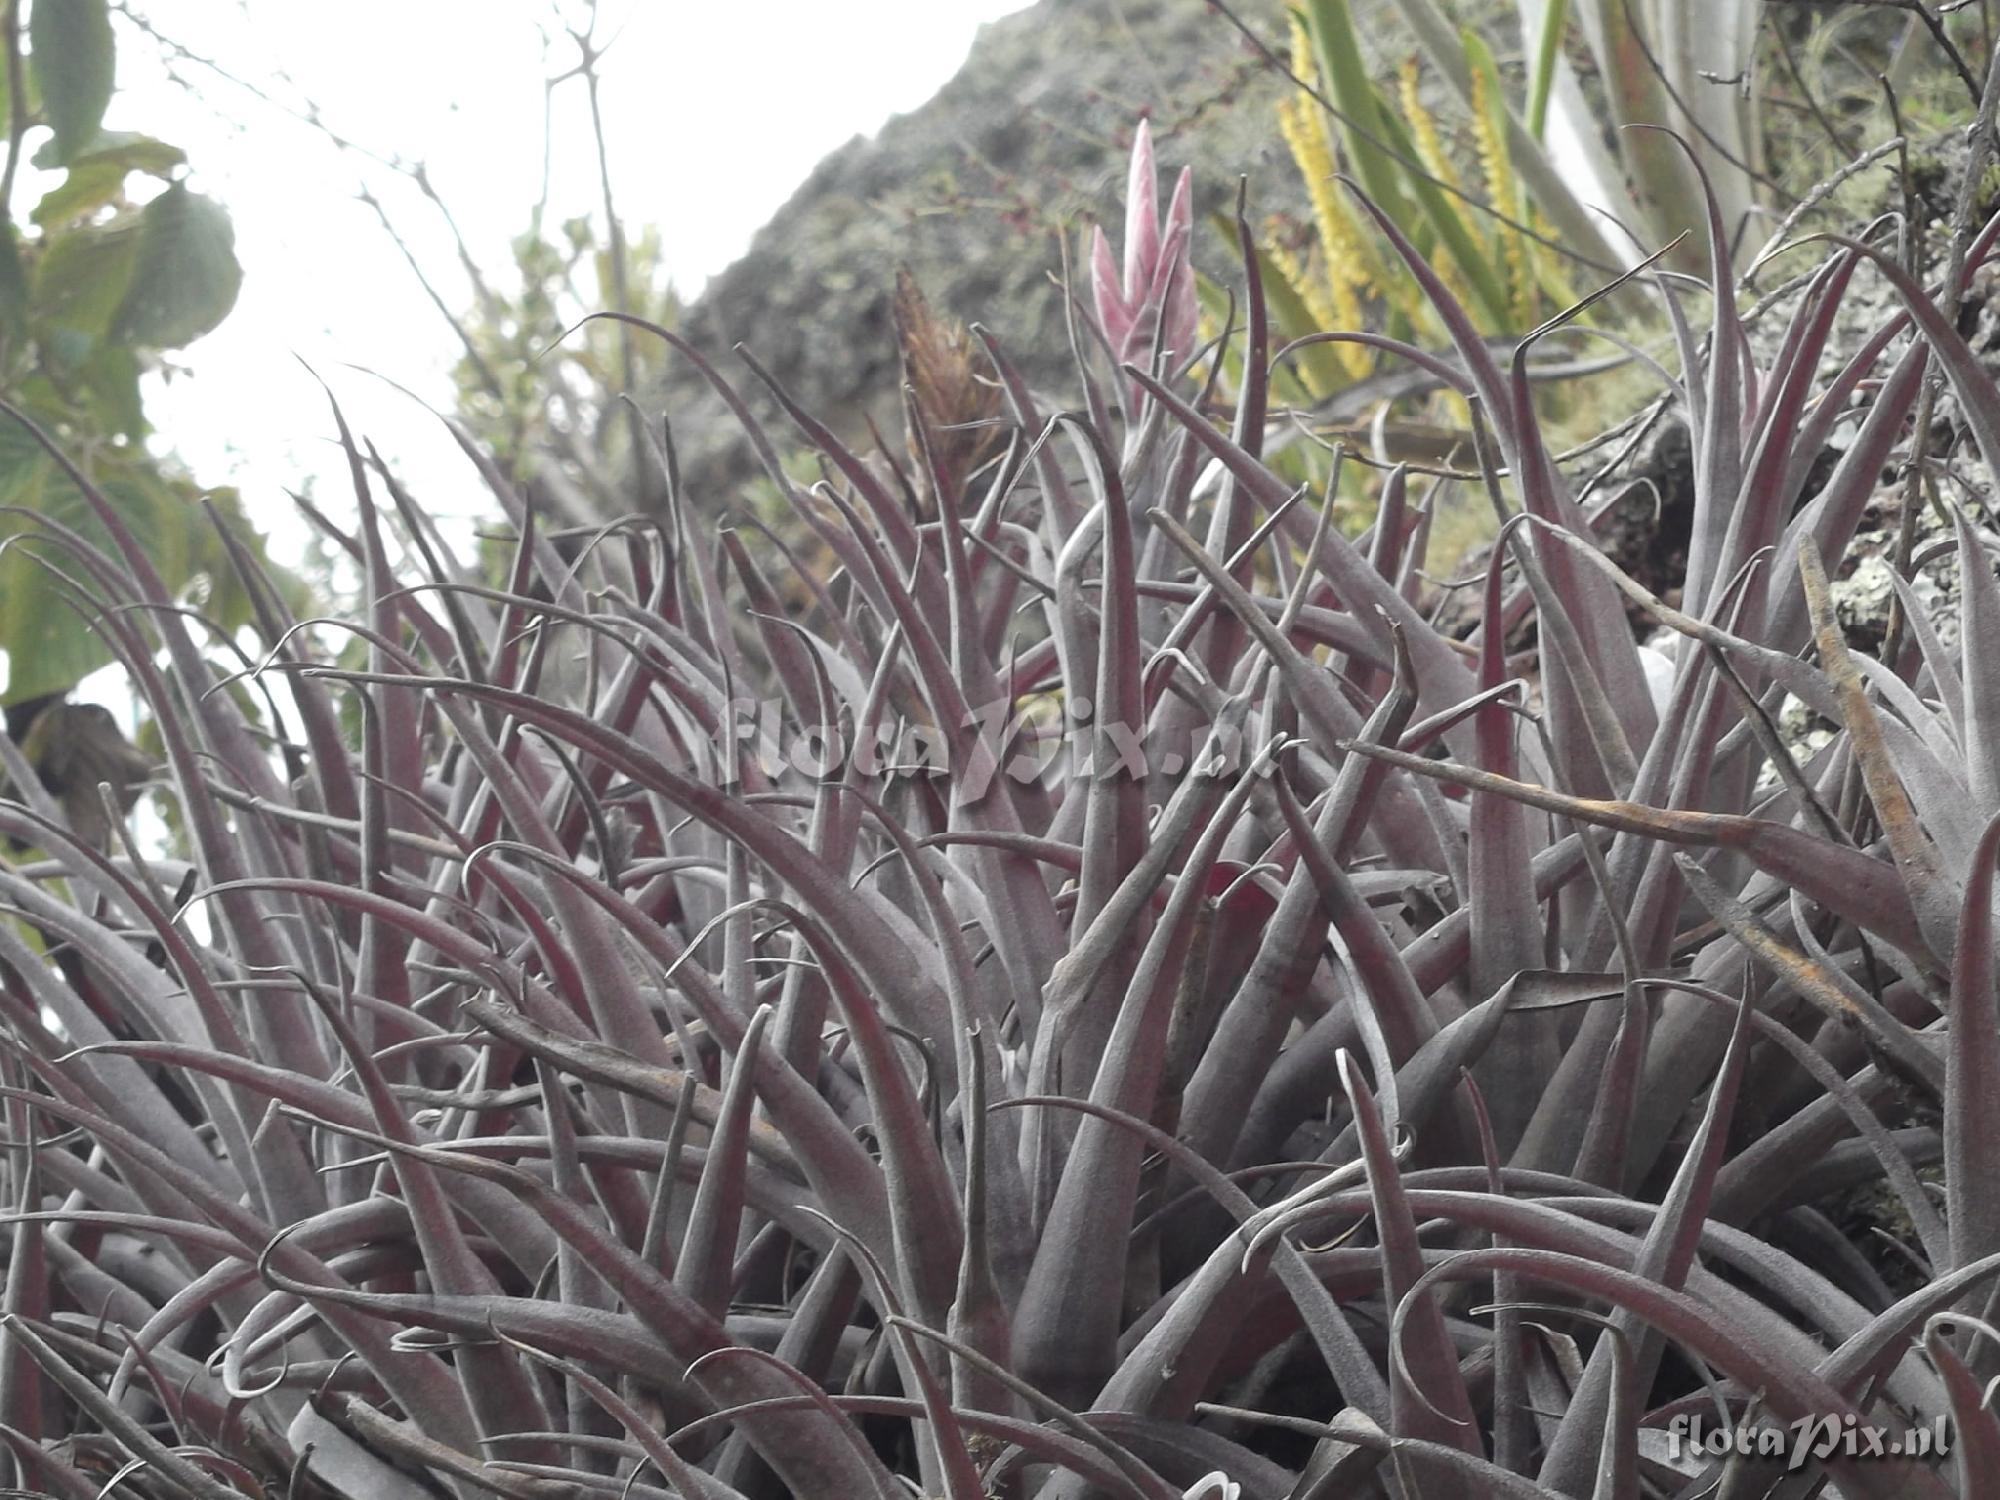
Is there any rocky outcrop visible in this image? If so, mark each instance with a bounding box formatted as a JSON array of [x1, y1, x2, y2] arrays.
[[651, 0, 1319, 505]]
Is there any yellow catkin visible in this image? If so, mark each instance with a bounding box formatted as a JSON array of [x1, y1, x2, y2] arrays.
[[1323, 268, 1371, 378], [1468, 62, 1532, 323], [1266, 236, 1338, 332], [1429, 248, 1477, 325], [1262, 236, 1362, 395], [1398, 58, 1461, 198], [1277, 95, 1351, 274], [1276, 106, 1374, 373], [1280, 18, 1383, 290], [1527, 206, 1578, 311], [1286, 16, 1316, 102], [1276, 93, 1376, 376], [1397, 55, 1484, 315]]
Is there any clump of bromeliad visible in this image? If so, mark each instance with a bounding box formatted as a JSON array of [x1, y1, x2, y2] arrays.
[[0, 116, 1997, 1500]]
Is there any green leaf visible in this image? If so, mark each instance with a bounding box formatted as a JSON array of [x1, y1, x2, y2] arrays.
[[1526, 0, 1570, 139], [31, 157, 127, 227], [0, 224, 26, 336], [0, 453, 190, 704], [30, 133, 185, 229], [177, 484, 279, 632], [1375, 0, 1632, 273], [1302, 0, 1418, 234], [29, 0, 116, 167], [75, 342, 143, 438], [0, 457, 297, 704], [109, 184, 241, 349], [42, 324, 90, 366], [1369, 100, 1513, 329], [31, 215, 140, 361], [0, 569, 96, 703], [0, 404, 52, 504], [100, 466, 192, 587], [33, 128, 183, 176], [0, 423, 66, 704]]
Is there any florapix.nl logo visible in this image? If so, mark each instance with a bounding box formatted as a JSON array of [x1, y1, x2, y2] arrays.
[[1665, 1412, 1951, 1471]]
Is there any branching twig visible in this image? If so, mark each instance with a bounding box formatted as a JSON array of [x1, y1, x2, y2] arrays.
[[1764, 0, 1985, 107], [119, 2, 660, 512], [564, 0, 656, 510], [1769, 3, 1860, 159], [1875, 20, 2000, 787], [1746, 134, 1908, 275], [1619, 0, 1797, 211], [354, 184, 506, 404]]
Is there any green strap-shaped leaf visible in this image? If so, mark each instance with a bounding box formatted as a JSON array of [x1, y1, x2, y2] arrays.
[[1525, 0, 1570, 137], [29, 0, 115, 167], [1302, 0, 1418, 232], [1243, 236, 1350, 399], [1368, 97, 1513, 327], [1378, 0, 1634, 270]]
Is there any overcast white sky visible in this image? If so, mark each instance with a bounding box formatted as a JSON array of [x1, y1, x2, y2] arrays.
[[109, 0, 1027, 541]]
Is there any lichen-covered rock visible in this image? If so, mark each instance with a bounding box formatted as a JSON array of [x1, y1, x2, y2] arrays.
[[1821, 259, 2000, 658]]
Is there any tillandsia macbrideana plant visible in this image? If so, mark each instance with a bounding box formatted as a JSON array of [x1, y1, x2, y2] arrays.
[[4, 96, 2000, 1500]]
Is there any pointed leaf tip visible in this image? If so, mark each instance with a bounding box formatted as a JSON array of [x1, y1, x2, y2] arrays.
[[1123, 117, 1161, 297], [1092, 224, 1133, 348]]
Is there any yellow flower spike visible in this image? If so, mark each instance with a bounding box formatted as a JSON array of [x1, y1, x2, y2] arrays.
[[1276, 13, 1444, 360], [1266, 237, 1338, 332], [1276, 99, 1376, 379], [1324, 270, 1371, 378], [1279, 100, 1382, 290], [1286, 13, 1315, 82], [1468, 47, 1533, 323], [1527, 205, 1579, 311], [1398, 58, 1462, 206]]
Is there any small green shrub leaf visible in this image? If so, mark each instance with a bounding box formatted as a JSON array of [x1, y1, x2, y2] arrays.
[[31, 159, 126, 228], [28, 0, 116, 166], [31, 215, 139, 357], [109, 184, 242, 349], [0, 224, 26, 334], [34, 128, 182, 175]]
